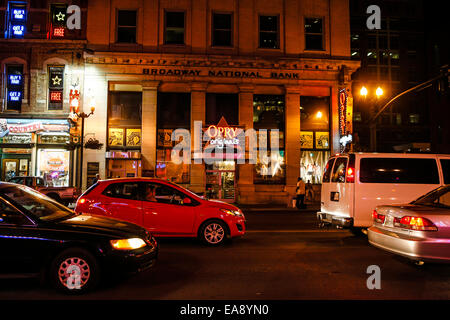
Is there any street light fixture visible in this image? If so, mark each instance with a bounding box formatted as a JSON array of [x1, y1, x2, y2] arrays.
[[358, 85, 384, 151], [360, 86, 368, 97], [376, 87, 384, 97]]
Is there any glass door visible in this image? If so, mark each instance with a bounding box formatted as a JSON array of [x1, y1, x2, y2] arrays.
[[205, 161, 236, 202]]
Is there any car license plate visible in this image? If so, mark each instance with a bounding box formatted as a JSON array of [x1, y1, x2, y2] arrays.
[[384, 215, 394, 227]]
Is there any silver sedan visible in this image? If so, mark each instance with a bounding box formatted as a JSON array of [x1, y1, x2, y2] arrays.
[[368, 185, 450, 263]]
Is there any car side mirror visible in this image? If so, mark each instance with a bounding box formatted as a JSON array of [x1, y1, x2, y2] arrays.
[[183, 197, 192, 205]]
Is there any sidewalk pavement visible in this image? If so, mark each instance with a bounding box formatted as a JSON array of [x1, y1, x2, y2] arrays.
[[236, 201, 320, 212]]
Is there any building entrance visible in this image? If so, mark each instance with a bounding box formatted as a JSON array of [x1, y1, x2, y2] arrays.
[[205, 161, 236, 203]]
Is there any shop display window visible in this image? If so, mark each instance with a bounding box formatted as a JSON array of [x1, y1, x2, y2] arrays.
[[253, 95, 285, 184], [156, 92, 191, 183], [300, 96, 331, 184], [36, 149, 70, 187]]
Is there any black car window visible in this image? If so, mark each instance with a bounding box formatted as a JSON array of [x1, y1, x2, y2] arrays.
[[0, 199, 33, 225], [36, 178, 45, 186], [142, 183, 188, 206], [102, 183, 140, 200], [414, 186, 450, 208], [331, 157, 347, 183], [322, 158, 335, 183], [440, 159, 450, 184], [360, 158, 440, 184], [25, 177, 33, 187], [9, 177, 23, 184]]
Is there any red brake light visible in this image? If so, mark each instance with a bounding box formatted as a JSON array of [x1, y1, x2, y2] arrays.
[[372, 210, 385, 224], [346, 167, 355, 183], [398, 216, 437, 231], [79, 198, 86, 204]]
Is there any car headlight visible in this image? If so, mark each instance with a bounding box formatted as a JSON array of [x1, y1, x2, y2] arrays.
[[220, 208, 243, 217], [110, 238, 147, 250]]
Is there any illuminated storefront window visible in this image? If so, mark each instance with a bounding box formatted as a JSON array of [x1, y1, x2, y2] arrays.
[[253, 95, 285, 184], [300, 96, 331, 184], [107, 91, 142, 178], [37, 149, 70, 186], [156, 92, 190, 184]]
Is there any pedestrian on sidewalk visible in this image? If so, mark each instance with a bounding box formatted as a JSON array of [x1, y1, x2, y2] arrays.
[[296, 177, 306, 209]]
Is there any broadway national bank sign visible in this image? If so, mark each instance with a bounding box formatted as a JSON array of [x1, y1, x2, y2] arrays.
[[143, 67, 300, 80]]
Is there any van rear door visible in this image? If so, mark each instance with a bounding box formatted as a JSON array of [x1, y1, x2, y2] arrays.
[[320, 157, 336, 215], [326, 156, 353, 222]]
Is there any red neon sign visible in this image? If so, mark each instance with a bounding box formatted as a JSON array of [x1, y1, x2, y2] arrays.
[[206, 125, 239, 139], [50, 91, 62, 102], [53, 27, 65, 37]]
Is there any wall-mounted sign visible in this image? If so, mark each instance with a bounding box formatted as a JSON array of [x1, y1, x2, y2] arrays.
[[6, 65, 23, 111], [50, 4, 67, 38], [50, 91, 63, 103], [0, 119, 70, 138], [202, 117, 244, 159], [338, 89, 348, 137], [157, 129, 173, 147], [300, 131, 314, 149], [108, 128, 124, 146], [315, 131, 330, 149], [7, 2, 27, 39], [126, 128, 141, 147], [0, 133, 32, 144]]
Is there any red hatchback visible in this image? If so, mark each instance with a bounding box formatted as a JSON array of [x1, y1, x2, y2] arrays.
[[75, 178, 246, 245]]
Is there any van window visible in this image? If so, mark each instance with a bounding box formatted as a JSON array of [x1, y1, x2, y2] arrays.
[[331, 157, 348, 183], [441, 159, 450, 184], [360, 158, 439, 184], [322, 158, 335, 183]]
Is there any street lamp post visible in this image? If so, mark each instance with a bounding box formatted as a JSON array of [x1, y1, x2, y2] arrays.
[[75, 107, 95, 188], [359, 86, 383, 151]]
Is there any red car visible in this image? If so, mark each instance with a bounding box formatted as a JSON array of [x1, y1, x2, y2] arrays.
[[75, 178, 246, 245]]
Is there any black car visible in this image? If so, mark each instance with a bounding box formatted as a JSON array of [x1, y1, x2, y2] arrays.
[[0, 182, 158, 293]]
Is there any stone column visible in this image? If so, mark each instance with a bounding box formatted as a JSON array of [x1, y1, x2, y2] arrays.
[[285, 86, 301, 201], [237, 85, 255, 204], [190, 82, 207, 193], [141, 80, 159, 175]]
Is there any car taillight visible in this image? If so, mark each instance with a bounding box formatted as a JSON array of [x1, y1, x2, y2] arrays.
[[346, 167, 355, 183], [396, 216, 438, 231], [346, 154, 355, 183], [372, 210, 385, 224]]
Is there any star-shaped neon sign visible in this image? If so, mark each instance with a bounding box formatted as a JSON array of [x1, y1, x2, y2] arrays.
[[56, 12, 65, 21], [52, 75, 62, 86]]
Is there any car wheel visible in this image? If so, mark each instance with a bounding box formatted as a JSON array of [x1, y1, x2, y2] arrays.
[[199, 220, 227, 246], [50, 247, 100, 294]]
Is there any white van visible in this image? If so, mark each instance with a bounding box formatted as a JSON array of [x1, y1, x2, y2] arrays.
[[317, 153, 450, 232]]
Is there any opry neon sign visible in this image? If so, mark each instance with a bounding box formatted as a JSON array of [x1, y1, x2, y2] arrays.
[[204, 118, 243, 149]]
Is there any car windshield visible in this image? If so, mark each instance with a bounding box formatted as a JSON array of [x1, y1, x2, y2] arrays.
[[0, 185, 74, 221], [412, 185, 450, 209]]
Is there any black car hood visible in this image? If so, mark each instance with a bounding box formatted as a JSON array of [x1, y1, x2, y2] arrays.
[[56, 214, 148, 239]]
